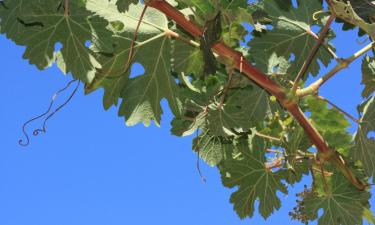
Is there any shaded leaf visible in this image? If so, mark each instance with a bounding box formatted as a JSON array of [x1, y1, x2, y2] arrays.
[[207, 85, 271, 137], [116, 0, 139, 12], [249, 0, 333, 79], [193, 130, 224, 166], [352, 96, 375, 182], [220, 134, 288, 219], [304, 173, 371, 225], [361, 55, 375, 98], [304, 96, 352, 155]]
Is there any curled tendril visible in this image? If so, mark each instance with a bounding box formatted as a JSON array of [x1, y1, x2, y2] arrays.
[[312, 10, 329, 21], [18, 80, 80, 147], [195, 129, 207, 183]]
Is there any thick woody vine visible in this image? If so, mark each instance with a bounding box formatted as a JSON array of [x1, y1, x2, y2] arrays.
[[140, 0, 370, 190]]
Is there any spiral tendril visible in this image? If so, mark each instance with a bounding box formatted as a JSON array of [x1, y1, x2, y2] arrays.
[[18, 79, 80, 147]]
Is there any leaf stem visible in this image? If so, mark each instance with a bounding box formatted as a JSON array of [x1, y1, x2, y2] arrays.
[[64, 0, 69, 16], [219, 69, 234, 108], [255, 132, 281, 142], [305, 27, 338, 60], [164, 29, 200, 48], [316, 95, 359, 123], [125, 5, 149, 73], [297, 41, 375, 97], [292, 14, 335, 94], [319, 164, 331, 194], [266, 149, 284, 154]]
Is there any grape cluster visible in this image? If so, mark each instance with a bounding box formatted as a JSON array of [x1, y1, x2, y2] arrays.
[[289, 185, 313, 224]]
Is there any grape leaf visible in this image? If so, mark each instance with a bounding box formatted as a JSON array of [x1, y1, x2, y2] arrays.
[[207, 85, 271, 137], [304, 96, 352, 155], [280, 124, 312, 184], [171, 37, 203, 78], [116, 0, 139, 12], [171, 111, 206, 137], [86, 1, 184, 126], [304, 173, 371, 225], [249, 0, 333, 79], [0, 0, 112, 82], [192, 130, 224, 166], [361, 55, 375, 98], [352, 96, 375, 182], [175, 0, 217, 20], [220, 134, 288, 219]]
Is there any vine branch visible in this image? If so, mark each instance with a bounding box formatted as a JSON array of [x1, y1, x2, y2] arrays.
[[292, 14, 335, 94], [297, 41, 375, 97], [146, 0, 366, 190]]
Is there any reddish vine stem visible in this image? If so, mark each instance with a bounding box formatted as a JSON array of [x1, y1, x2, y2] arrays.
[[292, 14, 335, 94], [146, 0, 366, 190], [125, 5, 149, 73]]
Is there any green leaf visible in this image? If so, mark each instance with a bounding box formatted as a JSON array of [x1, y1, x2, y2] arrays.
[[171, 111, 206, 137], [220, 134, 288, 219], [87, 0, 167, 34], [0, 0, 112, 82], [193, 130, 224, 166], [116, 0, 139, 12], [361, 55, 375, 98], [171, 37, 203, 79], [352, 96, 375, 182], [304, 173, 371, 225], [118, 36, 183, 126], [175, 0, 217, 20], [86, 1, 185, 126], [207, 85, 271, 137], [249, 0, 333, 79], [279, 124, 312, 184], [220, 1, 253, 46], [304, 96, 352, 155]]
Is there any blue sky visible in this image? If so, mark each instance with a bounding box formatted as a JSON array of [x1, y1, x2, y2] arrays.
[[0, 21, 374, 225]]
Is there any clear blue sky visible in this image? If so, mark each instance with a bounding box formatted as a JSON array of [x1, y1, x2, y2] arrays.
[[0, 22, 374, 224]]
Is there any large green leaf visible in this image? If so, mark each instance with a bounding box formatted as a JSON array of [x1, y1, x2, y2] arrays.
[[352, 96, 375, 182], [118, 35, 183, 126], [86, 1, 184, 126], [249, 0, 333, 79], [304, 173, 371, 225], [220, 134, 287, 219], [304, 96, 352, 155], [207, 85, 271, 137], [361, 55, 375, 98], [0, 0, 112, 82]]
